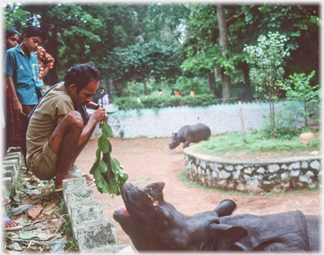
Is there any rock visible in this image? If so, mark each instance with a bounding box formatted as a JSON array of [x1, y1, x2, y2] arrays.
[[310, 151, 319, 156], [11, 204, 32, 215], [7, 242, 23, 251], [298, 132, 316, 144]]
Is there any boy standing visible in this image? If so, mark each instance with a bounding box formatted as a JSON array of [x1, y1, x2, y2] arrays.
[[4, 25, 46, 160]]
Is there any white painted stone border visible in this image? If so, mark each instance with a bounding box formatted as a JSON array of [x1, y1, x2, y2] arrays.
[[184, 145, 321, 193]]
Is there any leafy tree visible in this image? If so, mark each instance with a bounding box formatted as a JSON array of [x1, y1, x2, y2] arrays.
[[244, 31, 290, 138], [4, 3, 30, 29], [141, 4, 190, 46], [109, 41, 183, 95], [278, 71, 320, 128], [242, 4, 320, 82]]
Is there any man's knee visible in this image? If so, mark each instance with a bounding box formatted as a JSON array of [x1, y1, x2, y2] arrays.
[[64, 111, 84, 130]]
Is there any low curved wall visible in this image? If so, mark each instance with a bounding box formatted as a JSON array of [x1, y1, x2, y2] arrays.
[[183, 145, 321, 193]]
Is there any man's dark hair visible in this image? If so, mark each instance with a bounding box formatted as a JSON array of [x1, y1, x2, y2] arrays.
[[6, 29, 19, 39], [21, 25, 46, 42], [64, 64, 101, 94]]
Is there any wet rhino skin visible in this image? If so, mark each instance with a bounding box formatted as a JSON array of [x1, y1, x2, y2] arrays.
[[113, 181, 320, 252], [169, 123, 211, 149]]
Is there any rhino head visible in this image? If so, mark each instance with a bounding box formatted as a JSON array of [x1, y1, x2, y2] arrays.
[[169, 132, 180, 149], [113, 181, 249, 251]]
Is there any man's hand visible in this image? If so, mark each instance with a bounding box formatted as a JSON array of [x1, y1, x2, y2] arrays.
[[91, 107, 109, 128], [13, 98, 23, 115], [99, 112, 109, 128]]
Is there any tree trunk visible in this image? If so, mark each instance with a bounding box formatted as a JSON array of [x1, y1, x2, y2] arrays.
[[208, 71, 216, 96], [217, 4, 231, 100], [238, 61, 254, 101], [268, 79, 275, 139], [143, 79, 148, 96]]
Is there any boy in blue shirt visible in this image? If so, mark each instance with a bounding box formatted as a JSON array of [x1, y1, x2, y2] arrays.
[[4, 25, 46, 161]]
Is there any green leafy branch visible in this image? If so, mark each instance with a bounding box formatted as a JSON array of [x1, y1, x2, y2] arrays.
[[90, 122, 128, 196]]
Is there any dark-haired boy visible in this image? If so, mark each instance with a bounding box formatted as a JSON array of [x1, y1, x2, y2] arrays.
[[4, 25, 46, 160], [26, 64, 108, 190]]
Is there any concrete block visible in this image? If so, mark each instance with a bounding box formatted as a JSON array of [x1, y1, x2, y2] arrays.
[[70, 200, 104, 226], [5, 151, 23, 166], [3, 177, 13, 192], [3, 170, 13, 178], [62, 177, 87, 192], [7, 147, 22, 153], [64, 186, 94, 213], [68, 169, 82, 178], [75, 217, 117, 252], [85, 245, 135, 254], [2, 159, 20, 173], [2, 164, 17, 178]]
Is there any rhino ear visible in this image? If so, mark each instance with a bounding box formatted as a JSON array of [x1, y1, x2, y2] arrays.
[[221, 226, 249, 243], [209, 224, 249, 243], [214, 199, 236, 217]]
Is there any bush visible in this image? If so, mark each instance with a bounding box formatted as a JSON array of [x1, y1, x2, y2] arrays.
[[113, 94, 220, 110]]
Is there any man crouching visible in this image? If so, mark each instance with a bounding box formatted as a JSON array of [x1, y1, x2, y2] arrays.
[[26, 64, 108, 190]]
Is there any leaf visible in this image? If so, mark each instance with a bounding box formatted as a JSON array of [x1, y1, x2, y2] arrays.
[[98, 135, 111, 153], [119, 171, 129, 180], [110, 158, 118, 174], [95, 148, 101, 161], [19, 232, 37, 240], [102, 122, 113, 137], [98, 160, 108, 173], [101, 180, 110, 193], [89, 161, 98, 175], [96, 179, 104, 188], [93, 167, 103, 181], [108, 179, 118, 195]]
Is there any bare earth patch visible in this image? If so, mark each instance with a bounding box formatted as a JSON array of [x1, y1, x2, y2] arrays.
[[76, 136, 321, 253]]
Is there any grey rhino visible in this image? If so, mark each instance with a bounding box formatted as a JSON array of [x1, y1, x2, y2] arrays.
[[113, 181, 320, 252], [169, 123, 211, 149]]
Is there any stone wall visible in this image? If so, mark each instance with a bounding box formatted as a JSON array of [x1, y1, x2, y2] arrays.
[[184, 145, 321, 193]]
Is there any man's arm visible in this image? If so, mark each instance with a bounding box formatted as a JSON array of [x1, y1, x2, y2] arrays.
[[86, 101, 100, 110], [78, 107, 108, 146], [38, 47, 55, 79], [6, 75, 23, 115]]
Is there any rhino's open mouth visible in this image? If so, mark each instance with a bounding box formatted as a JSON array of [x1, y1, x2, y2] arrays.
[[115, 182, 161, 217]]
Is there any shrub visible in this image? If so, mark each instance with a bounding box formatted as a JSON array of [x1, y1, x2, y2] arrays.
[[113, 94, 220, 110]]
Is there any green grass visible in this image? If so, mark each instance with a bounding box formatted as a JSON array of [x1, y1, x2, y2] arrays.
[[194, 130, 320, 159]]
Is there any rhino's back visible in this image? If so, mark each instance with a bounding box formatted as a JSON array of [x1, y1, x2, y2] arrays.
[[220, 211, 313, 251], [179, 123, 211, 142], [305, 215, 320, 251]]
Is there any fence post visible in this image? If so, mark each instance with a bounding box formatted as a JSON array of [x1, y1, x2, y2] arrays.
[[239, 101, 245, 142]]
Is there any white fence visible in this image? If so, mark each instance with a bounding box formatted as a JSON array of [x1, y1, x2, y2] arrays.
[[92, 101, 294, 138]]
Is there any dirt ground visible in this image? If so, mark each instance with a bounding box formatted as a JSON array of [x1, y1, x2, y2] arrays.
[[76, 136, 321, 252]]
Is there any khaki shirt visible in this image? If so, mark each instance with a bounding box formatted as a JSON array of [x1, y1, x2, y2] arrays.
[[26, 82, 74, 168]]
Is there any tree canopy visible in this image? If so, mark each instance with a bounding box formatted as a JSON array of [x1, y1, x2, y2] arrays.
[[3, 3, 319, 101]]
